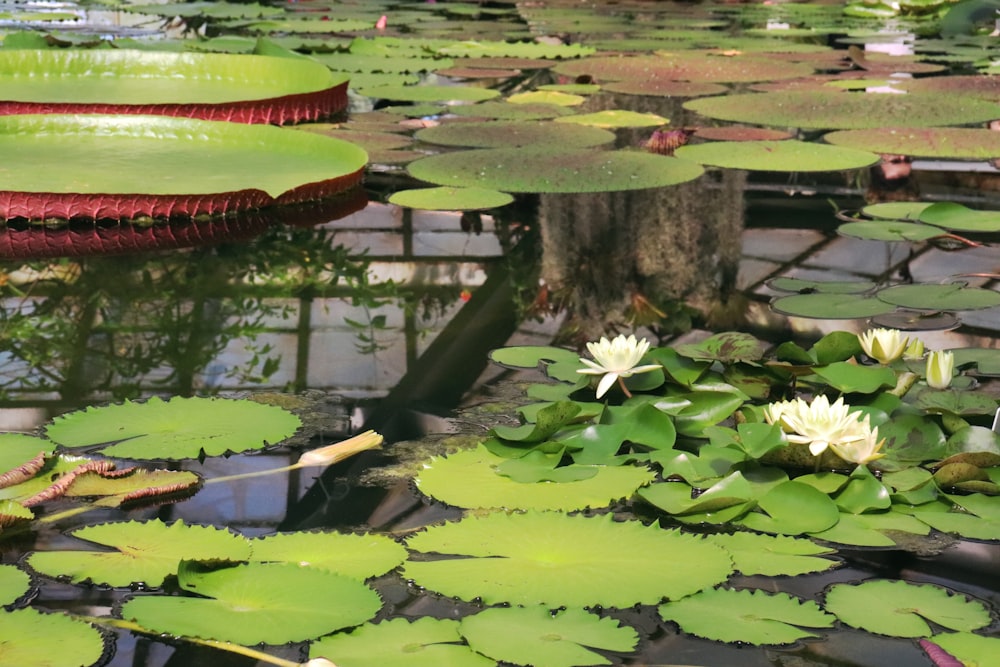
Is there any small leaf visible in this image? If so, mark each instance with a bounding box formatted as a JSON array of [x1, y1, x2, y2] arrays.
[[739, 481, 841, 535]]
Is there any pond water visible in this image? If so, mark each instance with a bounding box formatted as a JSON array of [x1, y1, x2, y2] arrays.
[[4, 1, 1000, 666]]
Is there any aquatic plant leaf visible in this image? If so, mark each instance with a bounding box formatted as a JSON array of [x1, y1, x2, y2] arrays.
[[602, 402, 677, 451], [490, 345, 581, 369], [310, 617, 495, 667], [460, 606, 638, 667], [705, 423, 786, 459], [0, 608, 106, 667], [407, 147, 704, 193], [918, 391, 999, 417], [660, 588, 835, 645], [674, 332, 767, 364], [121, 561, 381, 645], [248, 531, 407, 580], [767, 277, 876, 294], [675, 140, 878, 172], [507, 90, 585, 106], [810, 361, 897, 394], [672, 391, 747, 437], [0, 434, 55, 478], [493, 401, 581, 443], [824, 580, 991, 637], [356, 84, 499, 103], [0, 499, 33, 528], [646, 446, 749, 485], [739, 481, 841, 535], [932, 632, 1000, 667], [46, 396, 301, 460], [0, 455, 113, 506], [646, 347, 711, 387], [388, 187, 513, 211], [436, 40, 594, 59], [64, 468, 201, 506], [684, 91, 1000, 129], [878, 414, 947, 464], [837, 221, 944, 242], [917, 202, 1000, 233], [911, 509, 1000, 540], [825, 128, 1000, 160], [835, 465, 891, 514], [861, 202, 934, 220], [553, 110, 668, 128], [770, 293, 896, 319], [639, 472, 754, 516], [603, 79, 729, 98], [553, 53, 814, 84], [25, 519, 251, 587], [447, 101, 574, 120], [416, 444, 653, 511], [707, 531, 838, 576], [414, 120, 615, 148], [403, 511, 733, 607], [878, 284, 1000, 311], [0, 564, 31, 606]]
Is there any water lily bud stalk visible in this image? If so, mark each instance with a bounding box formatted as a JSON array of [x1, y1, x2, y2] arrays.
[[888, 371, 918, 397]]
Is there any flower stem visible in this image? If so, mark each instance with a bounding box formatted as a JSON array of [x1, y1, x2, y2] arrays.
[[617, 376, 633, 398], [888, 371, 918, 397]]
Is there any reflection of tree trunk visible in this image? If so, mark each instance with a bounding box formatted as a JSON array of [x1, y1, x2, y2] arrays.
[[538, 93, 746, 342]]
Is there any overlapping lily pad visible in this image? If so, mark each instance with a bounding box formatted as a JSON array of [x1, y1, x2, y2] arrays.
[[552, 53, 815, 83], [248, 531, 407, 580], [310, 618, 495, 667], [675, 140, 879, 171], [406, 147, 704, 193], [824, 127, 1000, 159], [684, 91, 1000, 129], [414, 120, 615, 148]]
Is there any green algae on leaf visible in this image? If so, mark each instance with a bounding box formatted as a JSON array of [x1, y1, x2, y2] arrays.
[[823, 580, 991, 637], [407, 147, 704, 193], [402, 511, 733, 607], [675, 140, 879, 172], [248, 531, 407, 580], [121, 560, 382, 645], [25, 519, 251, 588], [45, 396, 301, 460], [414, 444, 654, 511], [0, 608, 107, 667], [460, 606, 639, 667], [684, 91, 1000, 129], [389, 186, 513, 211], [414, 120, 615, 148], [659, 588, 835, 645], [311, 617, 496, 667]]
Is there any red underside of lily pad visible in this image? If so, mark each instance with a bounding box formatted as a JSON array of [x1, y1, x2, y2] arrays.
[[0, 81, 349, 125], [0, 185, 367, 259]]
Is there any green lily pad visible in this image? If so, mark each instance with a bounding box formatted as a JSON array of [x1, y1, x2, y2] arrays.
[[674, 331, 768, 364], [877, 283, 1000, 311], [917, 202, 1000, 233], [121, 560, 382, 645], [46, 396, 300, 460], [675, 140, 879, 172], [0, 433, 55, 482], [446, 101, 575, 120], [407, 147, 704, 193], [810, 361, 897, 393], [64, 468, 201, 506], [414, 444, 654, 511], [402, 511, 733, 607], [460, 606, 638, 667], [602, 79, 728, 98], [770, 293, 896, 319], [0, 564, 31, 606], [25, 519, 252, 587], [413, 120, 615, 148], [435, 40, 594, 59], [552, 53, 814, 84], [660, 588, 835, 645], [824, 127, 1000, 160], [684, 91, 1000, 129], [248, 531, 407, 580], [931, 632, 1000, 667], [837, 221, 946, 242], [553, 110, 668, 128], [507, 90, 586, 106], [0, 608, 107, 667], [310, 617, 496, 667], [823, 580, 991, 637], [388, 186, 513, 211], [355, 84, 499, 103], [861, 201, 934, 220], [738, 481, 841, 535], [707, 532, 839, 576], [767, 277, 877, 294]]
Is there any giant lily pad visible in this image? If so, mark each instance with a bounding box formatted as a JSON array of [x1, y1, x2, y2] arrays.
[[552, 53, 815, 84], [402, 511, 733, 607], [310, 618, 496, 667], [406, 147, 704, 193], [0, 114, 367, 221], [45, 396, 300, 460], [121, 560, 382, 645], [0, 49, 348, 123], [413, 120, 615, 148], [674, 140, 879, 171], [824, 128, 1000, 160], [0, 564, 31, 606], [0, 608, 107, 667], [684, 91, 1000, 129], [248, 531, 407, 580]]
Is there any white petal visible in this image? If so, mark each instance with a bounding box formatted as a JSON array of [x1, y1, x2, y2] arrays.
[[595, 373, 619, 399]]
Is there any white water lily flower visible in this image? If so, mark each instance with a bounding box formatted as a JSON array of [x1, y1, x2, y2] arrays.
[[830, 425, 886, 466], [926, 350, 955, 390], [903, 338, 925, 360], [577, 334, 661, 398], [859, 327, 909, 364], [764, 395, 870, 457]]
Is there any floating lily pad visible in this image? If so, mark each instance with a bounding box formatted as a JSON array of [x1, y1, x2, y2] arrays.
[[861, 201, 934, 220], [355, 84, 500, 103], [553, 110, 668, 128], [310, 617, 495, 667], [675, 140, 878, 171], [389, 186, 513, 211], [837, 221, 945, 242], [684, 91, 1000, 129], [767, 277, 876, 294], [121, 560, 382, 645], [0, 608, 107, 667], [901, 74, 1000, 101], [931, 632, 1000, 667], [877, 284, 1000, 311], [0, 564, 31, 606], [0, 48, 347, 123], [602, 79, 729, 97], [414, 444, 654, 511], [407, 147, 704, 193], [402, 511, 733, 607], [706, 532, 839, 576], [824, 127, 1000, 160], [553, 53, 814, 84], [435, 40, 594, 59], [823, 580, 991, 637], [770, 293, 896, 319], [870, 310, 961, 332], [659, 588, 835, 645], [25, 519, 251, 587], [46, 396, 300, 460], [918, 202, 1000, 233], [0, 114, 368, 220], [460, 606, 639, 667], [0, 433, 55, 478], [694, 126, 794, 142], [414, 120, 615, 148], [64, 468, 201, 506], [447, 101, 574, 120], [248, 531, 407, 580], [507, 90, 585, 106]]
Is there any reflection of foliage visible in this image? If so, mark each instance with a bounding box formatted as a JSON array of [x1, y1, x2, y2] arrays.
[[0, 223, 384, 401]]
